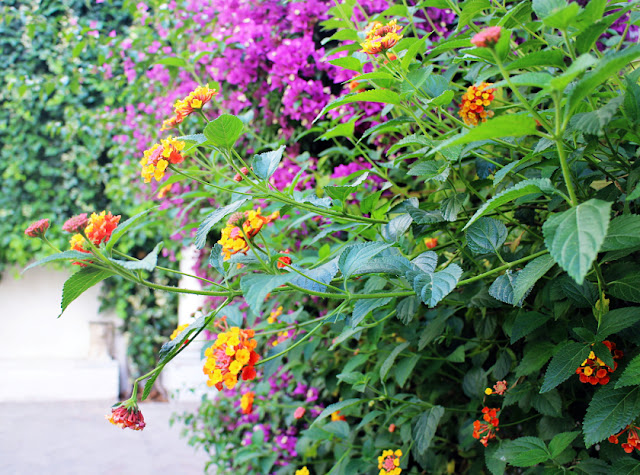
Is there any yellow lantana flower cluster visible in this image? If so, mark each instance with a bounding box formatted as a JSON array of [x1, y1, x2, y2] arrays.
[[378, 449, 402, 475], [217, 209, 279, 260], [140, 136, 185, 183], [202, 326, 259, 390]]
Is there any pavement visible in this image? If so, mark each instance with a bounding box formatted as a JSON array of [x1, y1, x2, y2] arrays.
[[0, 401, 211, 475]]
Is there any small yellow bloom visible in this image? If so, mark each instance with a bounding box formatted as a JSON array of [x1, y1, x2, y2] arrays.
[[485, 388, 493, 395]]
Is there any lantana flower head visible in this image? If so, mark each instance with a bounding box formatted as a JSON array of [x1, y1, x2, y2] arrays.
[[277, 249, 292, 268], [471, 26, 502, 48], [85, 211, 121, 246], [140, 136, 185, 183], [218, 208, 279, 260], [378, 449, 402, 475], [331, 410, 346, 421], [472, 407, 500, 446], [105, 402, 146, 431], [25, 218, 50, 238], [609, 424, 640, 453], [486, 380, 508, 396], [62, 214, 88, 233], [360, 20, 403, 55], [575, 340, 623, 386], [173, 84, 217, 120], [459, 83, 495, 126], [203, 323, 260, 390], [424, 237, 438, 249], [240, 391, 255, 415], [295, 467, 310, 475]]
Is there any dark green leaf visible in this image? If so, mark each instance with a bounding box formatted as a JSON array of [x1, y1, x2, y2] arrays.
[[511, 311, 552, 343], [462, 367, 487, 399], [380, 342, 410, 381], [339, 242, 393, 279], [441, 193, 467, 222], [596, 307, 640, 340], [609, 272, 640, 303], [583, 385, 640, 446], [512, 254, 555, 303], [602, 215, 640, 251], [497, 436, 550, 467], [396, 296, 419, 324], [569, 96, 624, 136], [466, 217, 508, 255], [489, 271, 528, 307], [616, 354, 640, 389], [549, 431, 580, 459], [311, 399, 361, 426], [395, 355, 420, 387], [532, 390, 563, 417], [540, 341, 590, 393], [352, 297, 392, 328], [412, 406, 445, 456]]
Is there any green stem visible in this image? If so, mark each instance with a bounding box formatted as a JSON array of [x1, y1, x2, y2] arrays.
[[553, 94, 579, 207]]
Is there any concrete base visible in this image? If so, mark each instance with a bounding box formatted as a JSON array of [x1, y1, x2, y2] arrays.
[[0, 358, 120, 402]]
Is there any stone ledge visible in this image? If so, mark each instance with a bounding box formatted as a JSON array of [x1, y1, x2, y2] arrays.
[[0, 358, 119, 402]]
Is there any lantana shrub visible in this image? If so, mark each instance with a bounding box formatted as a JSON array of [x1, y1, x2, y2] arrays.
[[24, 0, 640, 474]]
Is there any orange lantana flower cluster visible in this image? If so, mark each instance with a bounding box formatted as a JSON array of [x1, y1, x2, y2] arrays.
[[378, 449, 402, 475], [576, 341, 623, 386], [140, 136, 185, 183], [162, 84, 218, 130], [609, 424, 640, 453], [218, 209, 279, 260], [69, 211, 121, 252], [472, 407, 500, 447], [360, 20, 403, 55], [240, 391, 255, 415], [105, 403, 146, 431], [458, 82, 495, 126], [203, 325, 260, 390]]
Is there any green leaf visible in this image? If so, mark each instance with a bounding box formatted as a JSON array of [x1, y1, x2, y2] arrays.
[[543, 199, 612, 285], [408, 160, 450, 182], [497, 436, 551, 467], [412, 251, 438, 273], [106, 207, 157, 252], [23, 250, 95, 272], [407, 265, 463, 308], [533, 390, 563, 417], [512, 254, 555, 303], [464, 179, 555, 230], [609, 272, 640, 303], [532, 0, 566, 19], [395, 355, 420, 387], [407, 207, 444, 224], [60, 267, 114, 318], [493, 72, 553, 88], [457, 0, 491, 32], [380, 342, 410, 381], [412, 406, 445, 456], [352, 297, 392, 328], [541, 2, 580, 29], [110, 242, 163, 272], [462, 367, 487, 398], [465, 217, 508, 255], [616, 354, 640, 389], [401, 36, 427, 70], [574, 458, 610, 474], [549, 431, 580, 458], [583, 385, 640, 446], [511, 311, 552, 343], [549, 53, 598, 92], [142, 371, 160, 401], [382, 214, 413, 242], [447, 345, 466, 363], [556, 275, 598, 307], [252, 145, 285, 180], [516, 341, 556, 377], [324, 172, 369, 205], [338, 242, 393, 279], [240, 273, 294, 315], [194, 198, 249, 249], [418, 309, 453, 349], [576, 4, 636, 55], [540, 341, 590, 393], [489, 270, 528, 307], [596, 307, 640, 341], [624, 75, 640, 125], [311, 398, 361, 426], [158, 314, 208, 363], [203, 114, 244, 149], [290, 259, 339, 292], [441, 193, 467, 221], [569, 96, 624, 136], [328, 56, 362, 72], [567, 45, 640, 115], [396, 296, 419, 324], [602, 215, 640, 251], [156, 56, 187, 67], [428, 115, 538, 157], [611, 459, 640, 475]]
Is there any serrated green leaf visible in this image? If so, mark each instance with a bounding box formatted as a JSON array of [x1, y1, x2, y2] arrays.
[[602, 215, 640, 251], [408, 160, 450, 182], [290, 258, 339, 292], [240, 273, 293, 315], [511, 311, 552, 343], [512, 254, 555, 303], [464, 179, 556, 230], [570, 96, 624, 136], [462, 367, 487, 398], [516, 341, 556, 377], [466, 217, 508, 255], [611, 458, 640, 475], [252, 145, 285, 180], [23, 250, 95, 273], [412, 251, 438, 273], [203, 114, 244, 149], [324, 172, 369, 204], [596, 307, 640, 341], [576, 4, 635, 54], [395, 355, 420, 387], [609, 272, 640, 303], [549, 53, 597, 92], [194, 198, 249, 249], [60, 267, 114, 318], [541, 341, 590, 393], [583, 385, 640, 446], [110, 242, 163, 272], [555, 275, 598, 307], [489, 270, 528, 307], [407, 206, 444, 224], [352, 297, 392, 328], [380, 342, 410, 381], [408, 265, 462, 308], [532, 390, 563, 417], [543, 199, 612, 285], [497, 436, 551, 467], [616, 354, 640, 389], [412, 406, 445, 456], [441, 193, 467, 221], [396, 296, 419, 324], [338, 242, 393, 279], [549, 431, 580, 459], [418, 309, 453, 349], [382, 214, 413, 242]]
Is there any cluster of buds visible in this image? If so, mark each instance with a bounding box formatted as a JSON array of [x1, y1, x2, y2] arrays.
[[24, 218, 50, 238], [609, 424, 640, 453], [161, 84, 218, 130], [424, 237, 438, 250], [218, 208, 279, 260], [485, 380, 508, 396], [459, 82, 496, 126], [360, 20, 403, 55], [575, 341, 623, 386], [294, 406, 306, 419], [234, 166, 250, 182], [471, 26, 502, 48], [105, 401, 146, 431], [140, 136, 185, 183], [203, 322, 260, 390], [240, 391, 255, 415], [378, 449, 402, 475], [472, 407, 500, 447]]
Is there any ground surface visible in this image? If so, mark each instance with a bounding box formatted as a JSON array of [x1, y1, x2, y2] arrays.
[[0, 401, 210, 475]]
